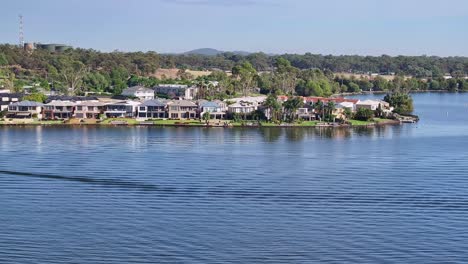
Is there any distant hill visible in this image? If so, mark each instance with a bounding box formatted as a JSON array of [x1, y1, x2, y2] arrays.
[[184, 48, 251, 56]]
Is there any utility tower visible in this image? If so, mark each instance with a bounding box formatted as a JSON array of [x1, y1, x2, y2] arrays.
[[19, 14, 24, 47]]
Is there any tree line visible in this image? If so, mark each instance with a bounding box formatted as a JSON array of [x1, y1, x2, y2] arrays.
[[1, 44, 467, 97]]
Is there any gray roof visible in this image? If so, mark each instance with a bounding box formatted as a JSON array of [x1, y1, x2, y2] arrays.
[[168, 100, 197, 107], [141, 99, 166, 107], [11, 100, 43, 107], [200, 101, 220, 108], [123, 86, 154, 93]]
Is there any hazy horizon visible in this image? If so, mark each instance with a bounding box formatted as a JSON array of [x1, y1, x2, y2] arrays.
[[1, 0, 468, 57]]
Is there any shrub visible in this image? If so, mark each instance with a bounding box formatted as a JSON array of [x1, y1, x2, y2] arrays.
[[355, 108, 374, 121]]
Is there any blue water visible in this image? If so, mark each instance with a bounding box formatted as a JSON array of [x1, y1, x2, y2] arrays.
[[1, 92, 468, 263]]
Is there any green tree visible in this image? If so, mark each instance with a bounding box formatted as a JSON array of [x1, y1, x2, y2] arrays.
[[384, 93, 414, 115], [283, 96, 303, 122], [232, 61, 257, 96], [23, 92, 47, 103], [263, 93, 281, 122]]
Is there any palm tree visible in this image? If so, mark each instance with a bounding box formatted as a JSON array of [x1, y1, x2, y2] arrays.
[[263, 93, 281, 122], [283, 97, 303, 122], [314, 100, 324, 121], [326, 101, 336, 122]]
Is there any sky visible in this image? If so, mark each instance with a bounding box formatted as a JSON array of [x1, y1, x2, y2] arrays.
[[1, 0, 467, 56]]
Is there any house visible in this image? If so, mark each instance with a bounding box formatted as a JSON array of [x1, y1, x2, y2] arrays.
[[122, 86, 155, 100], [138, 99, 167, 119], [154, 85, 198, 100], [297, 104, 316, 121], [167, 100, 198, 119], [227, 101, 256, 114], [356, 100, 389, 111], [0, 93, 22, 111], [104, 101, 141, 118], [75, 101, 106, 119], [200, 101, 226, 119], [7, 101, 43, 119], [43, 100, 76, 119], [337, 101, 356, 112]]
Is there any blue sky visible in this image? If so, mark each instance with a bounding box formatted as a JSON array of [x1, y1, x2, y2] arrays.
[[1, 0, 467, 56]]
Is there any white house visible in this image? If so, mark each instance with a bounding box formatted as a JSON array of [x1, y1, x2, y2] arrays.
[[104, 101, 141, 118], [356, 100, 389, 111], [200, 101, 226, 119], [122, 86, 155, 100]]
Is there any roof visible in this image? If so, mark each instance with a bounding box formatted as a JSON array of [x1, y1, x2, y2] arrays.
[[168, 100, 197, 107], [46, 96, 98, 103], [0, 93, 22, 98], [141, 99, 166, 107], [46, 100, 76, 107], [123, 86, 154, 94], [77, 101, 106, 107], [10, 100, 43, 107], [200, 101, 220, 108], [357, 99, 384, 106]]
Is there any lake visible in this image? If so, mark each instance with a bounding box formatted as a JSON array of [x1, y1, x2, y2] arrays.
[[1, 92, 468, 263]]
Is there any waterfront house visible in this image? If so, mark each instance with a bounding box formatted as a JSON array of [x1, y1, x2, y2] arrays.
[[167, 100, 198, 119], [200, 101, 226, 119], [7, 100, 43, 119], [43, 100, 76, 119], [75, 101, 106, 119], [138, 99, 167, 119], [0, 93, 22, 111], [227, 101, 256, 114], [356, 100, 390, 111], [297, 104, 316, 121], [104, 101, 141, 118], [122, 86, 155, 100]]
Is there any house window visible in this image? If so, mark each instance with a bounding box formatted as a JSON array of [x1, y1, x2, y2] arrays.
[[77, 106, 83, 111], [171, 113, 179, 118], [139, 107, 146, 111]]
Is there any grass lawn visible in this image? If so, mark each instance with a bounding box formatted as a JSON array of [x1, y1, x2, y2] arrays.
[[101, 118, 139, 125], [300, 121, 319, 126], [31, 120, 65, 125], [348, 119, 375, 126]]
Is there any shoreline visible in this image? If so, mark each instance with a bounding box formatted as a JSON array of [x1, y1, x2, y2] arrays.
[[0, 119, 403, 128]]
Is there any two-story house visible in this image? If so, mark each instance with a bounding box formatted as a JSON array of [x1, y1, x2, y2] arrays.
[[104, 101, 141, 118], [7, 101, 43, 119], [200, 101, 226, 119], [138, 99, 167, 119], [75, 101, 106, 119], [43, 100, 76, 119], [167, 100, 198, 119]]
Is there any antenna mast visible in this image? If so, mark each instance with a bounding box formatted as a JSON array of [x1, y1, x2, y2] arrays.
[[19, 14, 24, 47]]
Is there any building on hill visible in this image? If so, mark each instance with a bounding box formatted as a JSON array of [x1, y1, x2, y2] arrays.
[[154, 84, 198, 100], [0, 93, 22, 111], [24, 43, 72, 53], [122, 86, 155, 100]]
